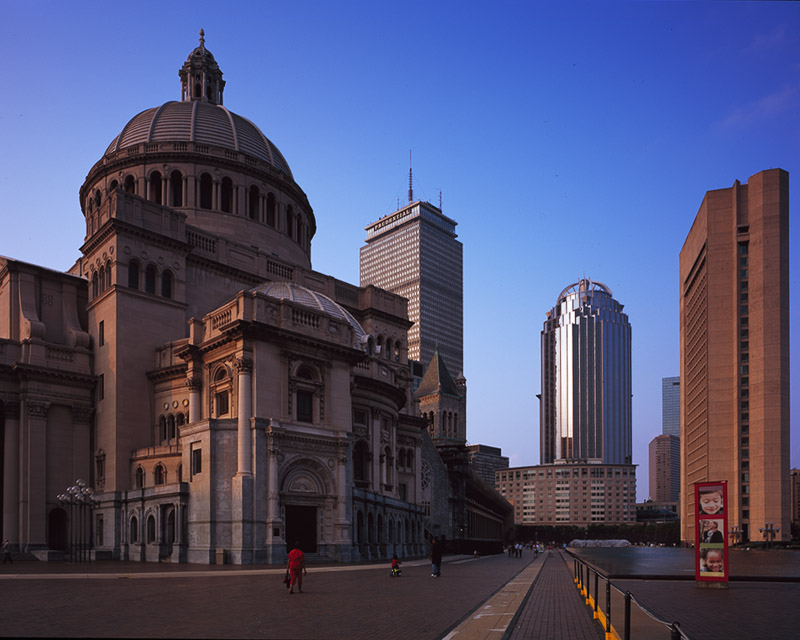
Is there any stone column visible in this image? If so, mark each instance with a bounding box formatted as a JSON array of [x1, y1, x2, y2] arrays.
[[186, 374, 202, 424], [2, 401, 20, 548], [21, 401, 49, 550], [335, 437, 351, 560], [265, 423, 284, 562], [231, 356, 254, 563], [235, 357, 253, 476]]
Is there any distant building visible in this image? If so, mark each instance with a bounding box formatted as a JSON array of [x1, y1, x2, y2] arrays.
[[540, 279, 632, 465], [360, 199, 463, 378], [466, 444, 509, 488], [495, 463, 637, 526], [649, 435, 680, 502], [636, 501, 679, 523], [679, 169, 790, 543], [661, 377, 680, 437]]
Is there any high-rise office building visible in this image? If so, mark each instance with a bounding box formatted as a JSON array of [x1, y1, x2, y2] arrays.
[[661, 377, 680, 437], [360, 199, 463, 377], [649, 434, 680, 502], [539, 279, 632, 465], [679, 169, 789, 543]]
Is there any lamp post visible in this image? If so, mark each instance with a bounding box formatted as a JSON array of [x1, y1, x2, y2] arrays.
[[57, 479, 101, 562], [729, 524, 743, 547], [759, 522, 779, 550]]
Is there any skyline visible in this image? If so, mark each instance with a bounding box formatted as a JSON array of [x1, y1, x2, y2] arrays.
[[2, 1, 799, 502]]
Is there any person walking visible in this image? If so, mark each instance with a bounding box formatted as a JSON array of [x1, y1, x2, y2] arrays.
[[2, 539, 12, 564], [286, 542, 306, 594], [430, 536, 443, 577]]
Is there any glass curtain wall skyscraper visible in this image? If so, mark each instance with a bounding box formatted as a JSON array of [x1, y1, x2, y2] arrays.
[[661, 377, 680, 437], [540, 279, 632, 465], [360, 200, 463, 376]]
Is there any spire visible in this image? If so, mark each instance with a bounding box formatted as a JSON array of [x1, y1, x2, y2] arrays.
[[408, 150, 413, 203], [179, 30, 225, 105]]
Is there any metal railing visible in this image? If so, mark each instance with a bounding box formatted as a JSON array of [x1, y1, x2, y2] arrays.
[[568, 551, 691, 640]]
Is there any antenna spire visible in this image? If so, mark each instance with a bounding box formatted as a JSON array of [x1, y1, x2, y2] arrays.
[[408, 150, 413, 203]]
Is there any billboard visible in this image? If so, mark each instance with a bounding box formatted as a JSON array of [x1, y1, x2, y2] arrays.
[[695, 481, 728, 583]]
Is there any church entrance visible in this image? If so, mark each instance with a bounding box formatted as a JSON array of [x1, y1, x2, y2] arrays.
[[285, 505, 317, 553]]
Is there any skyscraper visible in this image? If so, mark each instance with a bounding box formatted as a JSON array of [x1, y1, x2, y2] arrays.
[[540, 279, 632, 465], [649, 434, 680, 502], [661, 376, 680, 437], [360, 198, 463, 377], [679, 169, 789, 543]]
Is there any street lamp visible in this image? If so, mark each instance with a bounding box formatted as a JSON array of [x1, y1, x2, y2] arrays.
[[758, 522, 779, 550], [57, 479, 101, 562]]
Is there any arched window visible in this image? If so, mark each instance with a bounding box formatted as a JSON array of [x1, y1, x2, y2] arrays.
[[105, 260, 113, 289], [98, 266, 105, 293], [109, 179, 119, 192], [146, 514, 156, 543], [130, 516, 139, 543], [221, 177, 233, 213], [169, 170, 183, 207], [149, 171, 162, 204], [161, 270, 173, 299], [135, 467, 144, 489], [212, 367, 230, 417], [128, 260, 140, 290], [154, 464, 166, 485], [194, 81, 202, 99], [248, 185, 260, 220], [166, 508, 176, 544], [145, 265, 157, 294], [123, 175, 136, 194], [91, 271, 99, 299], [176, 412, 185, 427], [287, 205, 294, 238], [199, 173, 213, 210], [94, 189, 101, 208], [158, 416, 167, 442], [168, 414, 176, 440], [266, 193, 276, 227]]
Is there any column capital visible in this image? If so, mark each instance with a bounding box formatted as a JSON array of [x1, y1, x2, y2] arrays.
[[26, 401, 49, 419], [234, 356, 253, 375], [185, 375, 202, 391]]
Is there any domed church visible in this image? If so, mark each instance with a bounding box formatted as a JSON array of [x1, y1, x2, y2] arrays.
[[0, 34, 441, 564]]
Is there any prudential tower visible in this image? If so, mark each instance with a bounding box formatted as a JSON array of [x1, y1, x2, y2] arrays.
[[540, 279, 632, 465]]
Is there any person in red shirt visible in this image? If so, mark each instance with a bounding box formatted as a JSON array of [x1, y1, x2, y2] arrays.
[[286, 542, 307, 594]]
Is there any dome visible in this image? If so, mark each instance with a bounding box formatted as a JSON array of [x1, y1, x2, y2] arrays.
[[253, 282, 367, 348], [104, 101, 293, 178]]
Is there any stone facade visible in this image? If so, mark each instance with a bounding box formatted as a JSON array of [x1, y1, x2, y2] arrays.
[[1, 36, 434, 564]]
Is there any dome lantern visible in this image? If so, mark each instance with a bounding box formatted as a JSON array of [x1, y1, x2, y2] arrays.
[[179, 29, 225, 105]]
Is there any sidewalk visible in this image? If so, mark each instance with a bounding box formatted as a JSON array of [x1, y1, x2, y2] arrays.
[[443, 551, 604, 640]]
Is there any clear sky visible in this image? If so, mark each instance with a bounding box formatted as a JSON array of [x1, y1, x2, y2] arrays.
[[2, 1, 799, 502]]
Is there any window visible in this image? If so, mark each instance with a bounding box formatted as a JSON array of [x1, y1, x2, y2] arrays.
[[170, 170, 183, 206], [99, 321, 104, 346], [154, 465, 166, 485], [248, 185, 260, 220], [149, 171, 162, 204], [161, 270, 173, 299], [215, 391, 229, 416], [191, 446, 202, 475], [128, 260, 140, 290], [145, 265, 157, 294], [124, 175, 136, 194], [98, 374, 104, 401], [267, 193, 276, 227], [354, 440, 370, 485], [135, 467, 144, 488], [221, 177, 234, 213], [199, 173, 213, 210], [296, 389, 313, 422], [147, 515, 156, 544], [130, 516, 139, 543]]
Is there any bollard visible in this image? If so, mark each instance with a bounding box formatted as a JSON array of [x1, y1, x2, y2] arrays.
[[624, 592, 631, 640]]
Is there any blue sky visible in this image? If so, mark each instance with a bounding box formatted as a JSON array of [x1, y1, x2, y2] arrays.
[[2, 1, 799, 501]]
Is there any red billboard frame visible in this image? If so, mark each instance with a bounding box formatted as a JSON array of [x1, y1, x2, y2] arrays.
[[694, 481, 728, 583]]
